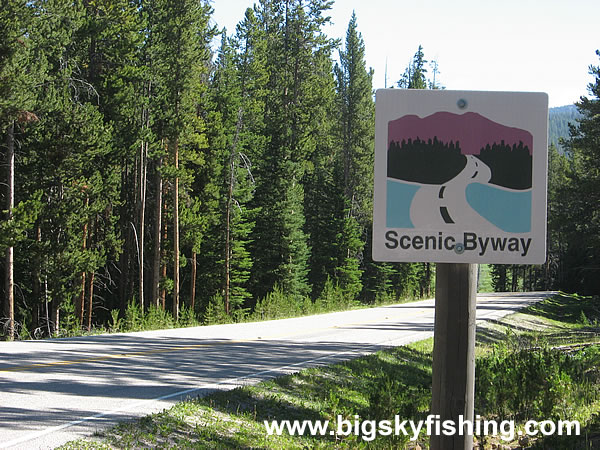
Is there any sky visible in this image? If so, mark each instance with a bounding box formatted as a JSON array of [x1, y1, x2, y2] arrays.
[[210, 0, 600, 108]]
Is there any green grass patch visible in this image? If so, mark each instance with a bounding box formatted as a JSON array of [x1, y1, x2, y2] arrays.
[[60, 293, 600, 449], [525, 292, 600, 327]]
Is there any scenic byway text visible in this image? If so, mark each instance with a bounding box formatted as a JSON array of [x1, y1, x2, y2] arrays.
[[384, 231, 532, 257]]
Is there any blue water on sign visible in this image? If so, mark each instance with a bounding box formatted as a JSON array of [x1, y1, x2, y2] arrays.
[[386, 180, 420, 228], [466, 183, 532, 233]]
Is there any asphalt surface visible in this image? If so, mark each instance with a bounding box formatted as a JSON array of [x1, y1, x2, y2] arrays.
[[0, 291, 553, 449]]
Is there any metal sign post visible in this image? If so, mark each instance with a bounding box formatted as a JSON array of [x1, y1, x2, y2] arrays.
[[372, 89, 548, 448]]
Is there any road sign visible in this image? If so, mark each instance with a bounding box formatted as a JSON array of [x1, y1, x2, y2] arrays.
[[372, 89, 548, 264]]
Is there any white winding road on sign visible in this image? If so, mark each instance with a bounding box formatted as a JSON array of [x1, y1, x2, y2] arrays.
[[410, 155, 498, 232]]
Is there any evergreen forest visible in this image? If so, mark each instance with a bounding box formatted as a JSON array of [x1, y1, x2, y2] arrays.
[[387, 138, 466, 184], [549, 104, 581, 151], [1, 0, 599, 340], [476, 142, 532, 190]]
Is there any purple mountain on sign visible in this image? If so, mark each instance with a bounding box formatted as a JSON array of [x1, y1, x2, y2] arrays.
[[387, 111, 533, 189], [387, 111, 533, 155]]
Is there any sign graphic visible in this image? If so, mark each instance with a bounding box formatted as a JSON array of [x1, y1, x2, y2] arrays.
[[373, 90, 548, 263]]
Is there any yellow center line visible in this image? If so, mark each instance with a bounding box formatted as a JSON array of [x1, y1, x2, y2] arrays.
[[1, 307, 430, 373], [0, 340, 250, 373]]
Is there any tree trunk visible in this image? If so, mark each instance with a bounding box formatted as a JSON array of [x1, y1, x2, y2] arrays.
[[51, 297, 59, 336], [4, 121, 15, 340], [190, 251, 197, 312], [138, 140, 147, 311], [152, 154, 163, 308], [224, 108, 243, 316], [31, 223, 42, 333], [173, 138, 180, 320], [425, 263, 431, 297], [85, 217, 97, 331], [86, 271, 95, 332], [44, 260, 50, 336], [225, 156, 233, 316], [119, 161, 131, 314], [78, 274, 86, 327], [78, 196, 89, 326], [138, 76, 151, 311], [160, 194, 168, 310]]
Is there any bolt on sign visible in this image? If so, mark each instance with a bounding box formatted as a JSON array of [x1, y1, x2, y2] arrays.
[[372, 89, 548, 264]]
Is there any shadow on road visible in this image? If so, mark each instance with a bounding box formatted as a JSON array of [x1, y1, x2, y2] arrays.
[[0, 292, 554, 444], [0, 337, 398, 433]]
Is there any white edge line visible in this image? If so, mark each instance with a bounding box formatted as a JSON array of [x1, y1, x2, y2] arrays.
[[0, 334, 423, 449], [2, 297, 544, 448]]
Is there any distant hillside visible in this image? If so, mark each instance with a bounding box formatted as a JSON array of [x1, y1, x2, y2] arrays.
[[549, 104, 581, 151]]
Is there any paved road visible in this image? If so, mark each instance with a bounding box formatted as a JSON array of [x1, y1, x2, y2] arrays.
[[0, 292, 553, 449], [410, 155, 494, 230]]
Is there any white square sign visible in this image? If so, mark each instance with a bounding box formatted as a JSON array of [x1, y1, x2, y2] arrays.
[[372, 89, 548, 264]]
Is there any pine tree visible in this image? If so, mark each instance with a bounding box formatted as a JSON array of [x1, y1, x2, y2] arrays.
[[18, 0, 129, 335], [332, 12, 375, 300], [545, 144, 570, 288], [247, 0, 336, 302], [0, 2, 477, 336], [398, 45, 428, 89], [73, 0, 142, 325], [385, 45, 441, 299], [208, 31, 260, 317], [0, 0, 40, 339], [304, 147, 342, 298], [562, 50, 600, 293], [148, 0, 214, 319]]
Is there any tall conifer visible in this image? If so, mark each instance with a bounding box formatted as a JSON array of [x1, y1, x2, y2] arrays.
[[332, 12, 375, 299], [1, 0, 39, 339], [248, 0, 336, 302]]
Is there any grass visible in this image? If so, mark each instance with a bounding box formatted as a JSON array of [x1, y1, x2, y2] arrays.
[[474, 292, 600, 449], [15, 281, 427, 341], [59, 292, 600, 449]]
